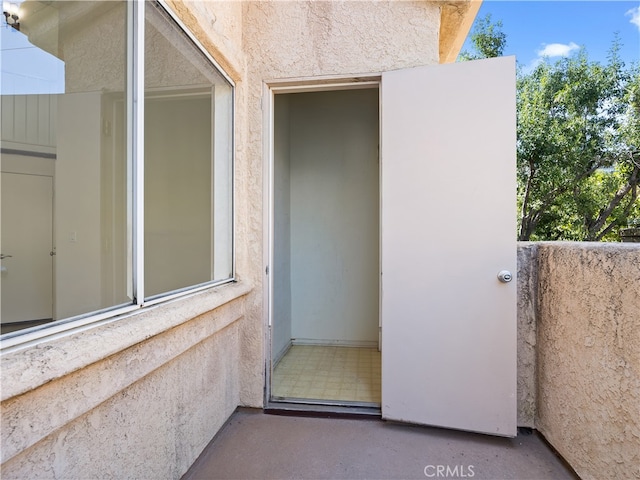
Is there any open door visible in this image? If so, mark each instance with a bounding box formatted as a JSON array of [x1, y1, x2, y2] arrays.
[[381, 57, 517, 436]]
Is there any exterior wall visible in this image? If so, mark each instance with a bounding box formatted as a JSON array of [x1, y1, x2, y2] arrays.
[[1, 284, 250, 479], [516, 243, 538, 428], [242, 1, 440, 79], [535, 242, 640, 480], [242, 0, 441, 405]]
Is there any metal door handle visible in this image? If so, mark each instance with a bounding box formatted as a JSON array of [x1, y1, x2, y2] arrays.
[[497, 270, 512, 283], [0, 254, 12, 260]]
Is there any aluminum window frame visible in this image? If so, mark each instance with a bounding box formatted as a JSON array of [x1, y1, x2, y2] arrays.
[[0, 0, 236, 351]]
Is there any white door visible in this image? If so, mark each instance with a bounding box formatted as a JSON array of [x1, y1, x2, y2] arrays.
[[381, 57, 517, 436], [1, 172, 54, 324]]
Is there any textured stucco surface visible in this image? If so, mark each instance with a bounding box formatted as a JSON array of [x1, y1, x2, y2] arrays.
[[2, 1, 254, 477], [2, 320, 241, 479], [243, 1, 440, 79], [1, 290, 247, 478], [536, 243, 640, 480], [516, 243, 538, 428], [3, 2, 637, 477], [240, 0, 441, 408]]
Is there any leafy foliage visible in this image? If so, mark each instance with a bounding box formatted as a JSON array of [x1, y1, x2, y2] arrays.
[[517, 44, 639, 240], [460, 18, 640, 241], [459, 14, 506, 61]]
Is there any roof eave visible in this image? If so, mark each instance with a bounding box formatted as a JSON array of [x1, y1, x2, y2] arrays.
[[438, 0, 483, 64]]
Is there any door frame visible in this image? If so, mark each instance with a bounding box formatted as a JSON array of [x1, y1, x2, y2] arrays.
[[262, 75, 382, 411]]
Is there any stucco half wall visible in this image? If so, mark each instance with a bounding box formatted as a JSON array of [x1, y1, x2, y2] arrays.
[[0, 284, 251, 478], [535, 242, 640, 480]]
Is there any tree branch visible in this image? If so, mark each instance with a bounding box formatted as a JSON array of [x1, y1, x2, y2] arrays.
[[589, 165, 640, 239]]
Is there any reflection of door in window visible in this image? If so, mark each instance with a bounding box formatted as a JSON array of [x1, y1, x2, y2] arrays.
[[1, 171, 54, 332]]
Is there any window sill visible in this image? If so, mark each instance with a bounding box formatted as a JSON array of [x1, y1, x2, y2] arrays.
[[0, 281, 252, 402]]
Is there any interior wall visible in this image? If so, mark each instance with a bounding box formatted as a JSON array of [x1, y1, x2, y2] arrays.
[[288, 89, 379, 345], [99, 96, 129, 308], [272, 94, 293, 361], [55, 92, 103, 319], [144, 95, 212, 297]]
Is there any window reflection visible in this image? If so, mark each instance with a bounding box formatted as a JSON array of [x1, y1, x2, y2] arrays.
[[0, 1, 234, 335], [1, 1, 130, 333], [144, 3, 233, 299]]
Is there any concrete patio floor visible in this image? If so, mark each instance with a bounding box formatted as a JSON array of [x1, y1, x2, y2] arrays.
[[182, 409, 578, 480]]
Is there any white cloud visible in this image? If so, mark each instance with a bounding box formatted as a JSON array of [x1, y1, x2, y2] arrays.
[[536, 42, 580, 58], [521, 57, 543, 75], [626, 6, 640, 31]]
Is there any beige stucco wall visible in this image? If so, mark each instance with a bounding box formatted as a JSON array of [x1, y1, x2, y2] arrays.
[[239, 0, 441, 406], [534, 242, 640, 480], [516, 242, 639, 475], [0, 284, 250, 479], [516, 243, 538, 428]]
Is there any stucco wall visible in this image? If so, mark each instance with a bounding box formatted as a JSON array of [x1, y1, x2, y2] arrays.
[[516, 243, 538, 428], [535, 242, 640, 480], [0, 284, 250, 479], [241, 0, 441, 406]]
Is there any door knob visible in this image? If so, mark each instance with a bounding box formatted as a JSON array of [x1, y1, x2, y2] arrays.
[[0, 254, 12, 260], [497, 270, 512, 283]]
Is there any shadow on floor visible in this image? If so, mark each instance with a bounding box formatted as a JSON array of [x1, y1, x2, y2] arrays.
[[182, 408, 578, 480]]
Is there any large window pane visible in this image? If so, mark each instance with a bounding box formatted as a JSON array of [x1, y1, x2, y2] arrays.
[[144, 3, 233, 299], [1, 1, 130, 334]]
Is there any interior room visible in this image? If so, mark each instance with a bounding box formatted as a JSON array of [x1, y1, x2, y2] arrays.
[[270, 87, 381, 406]]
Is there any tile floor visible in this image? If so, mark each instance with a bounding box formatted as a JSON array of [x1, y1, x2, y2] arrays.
[[271, 345, 381, 404]]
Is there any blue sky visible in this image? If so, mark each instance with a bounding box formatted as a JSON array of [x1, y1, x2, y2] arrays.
[[461, 1, 640, 72]]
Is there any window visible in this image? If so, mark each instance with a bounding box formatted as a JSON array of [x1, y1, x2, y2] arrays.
[[144, 2, 233, 299], [0, 1, 234, 339]]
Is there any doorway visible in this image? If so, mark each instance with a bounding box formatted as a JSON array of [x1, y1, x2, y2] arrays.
[[267, 58, 518, 435], [270, 86, 381, 407]]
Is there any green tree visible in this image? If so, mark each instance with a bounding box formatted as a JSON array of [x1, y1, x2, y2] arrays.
[[517, 45, 640, 240], [459, 14, 506, 61], [459, 16, 640, 241]]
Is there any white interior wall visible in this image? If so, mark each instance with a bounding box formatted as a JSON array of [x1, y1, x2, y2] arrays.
[[99, 96, 129, 308], [145, 95, 212, 297], [272, 94, 293, 361], [287, 88, 380, 345], [55, 92, 103, 319]]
